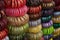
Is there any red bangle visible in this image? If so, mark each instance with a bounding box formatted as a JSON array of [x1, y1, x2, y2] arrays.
[[54, 6, 60, 11], [4, 0, 26, 8], [5, 5, 28, 17], [42, 0, 53, 3], [28, 5, 42, 14], [0, 29, 8, 39]]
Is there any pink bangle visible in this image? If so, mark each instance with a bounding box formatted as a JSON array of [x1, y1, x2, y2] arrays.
[[5, 5, 28, 17], [4, 0, 26, 8]]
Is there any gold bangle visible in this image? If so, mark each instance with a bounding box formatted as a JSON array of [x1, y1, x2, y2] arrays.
[[6, 14, 29, 26], [27, 24, 42, 33]]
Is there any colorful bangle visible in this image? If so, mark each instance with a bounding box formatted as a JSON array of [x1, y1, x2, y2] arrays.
[[0, 29, 8, 39], [6, 14, 29, 26], [2, 36, 9, 40], [26, 0, 41, 6], [5, 5, 28, 17], [26, 31, 43, 40], [29, 12, 41, 21], [8, 23, 29, 35], [42, 1, 55, 9], [4, 0, 26, 8], [52, 16, 60, 23], [42, 9, 53, 17], [28, 5, 42, 14], [41, 16, 52, 23], [9, 33, 25, 40], [53, 23, 60, 28], [42, 20, 53, 28], [27, 24, 42, 33], [42, 26, 54, 35], [53, 28, 60, 37], [29, 18, 41, 27]]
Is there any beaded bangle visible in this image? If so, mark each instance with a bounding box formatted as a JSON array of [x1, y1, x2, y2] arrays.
[[27, 24, 42, 33], [2, 36, 9, 40], [42, 1, 55, 9], [4, 0, 26, 8], [6, 14, 29, 26], [26, 0, 41, 6], [8, 23, 29, 35], [29, 18, 41, 27], [52, 16, 60, 23], [28, 5, 42, 14], [0, 29, 8, 39], [41, 16, 52, 23], [26, 31, 43, 40], [5, 5, 28, 17], [42, 20, 53, 28], [42, 26, 54, 35], [53, 23, 60, 28]]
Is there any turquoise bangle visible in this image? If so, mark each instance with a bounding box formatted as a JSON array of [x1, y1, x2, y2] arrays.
[[53, 23, 60, 28], [42, 26, 54, 35], [41, 16, 52, 23]]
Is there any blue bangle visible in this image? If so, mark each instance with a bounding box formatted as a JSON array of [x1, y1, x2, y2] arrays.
[[54, 11, 60, 16]]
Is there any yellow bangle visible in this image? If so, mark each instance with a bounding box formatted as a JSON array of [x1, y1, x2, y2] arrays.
[[49, 38, 53, 40], [27, 24, 42, 33]]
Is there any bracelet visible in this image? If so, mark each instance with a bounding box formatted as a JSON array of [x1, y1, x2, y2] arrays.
[[54, 6, 60, 11], [53, 23, 60, 28], [4, 0, 26, 8], [2, 36, 9, 40], [8, 23, 29, 35], [29, 18, 41, 27], [26, 0, 41, 6], [0, 29, 8, 39], [42, 1, 55, 9], [28, 5, 42, 14], [27, 24, 42, 33], [29, 12, 41, 21], [42, 20, 53, 28], [42, 9, 53, 17], [42, 26, 54, 35], [7, 14, 29, 26], [52, 16, 60, 23], [41, 16, 52, 23], [26, 31, 43, 40], [5, 5, 28, 17], [9, 33, 25, 40], [41, 0, 53, 3], [53, 36, 60, 40], [53, 28, 60, 37]]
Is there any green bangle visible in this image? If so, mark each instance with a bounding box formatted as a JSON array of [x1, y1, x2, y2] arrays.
[[42, 26, 54, 35], [41, 16, 52, 22], [53, 23, 60, 28], [26, 31, 43, 40], [8, 23, 29, 36]]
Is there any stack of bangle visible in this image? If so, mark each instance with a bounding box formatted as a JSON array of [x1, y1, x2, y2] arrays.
[[54, 6, 60, 11], [53, 36, 60, 40]]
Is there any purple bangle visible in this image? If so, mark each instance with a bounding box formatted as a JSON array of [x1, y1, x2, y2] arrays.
[[42, 20, 53, 28]]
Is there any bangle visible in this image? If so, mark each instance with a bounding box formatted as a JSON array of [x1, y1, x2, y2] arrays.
[[53, 36, 60, 40], [41, 0, 53, 3], [4, 0, 26, 8], [27, 24, 42, 33], [41, 16, 52, 23], [8, 23, 29, 35], [52, 16, 60, 23], [42, 26, 54, 35], [54, 6, 60, 11], [26, 31, 43, 40], [2, 36, 9, 40], [0, 29, 8, 39], [42, 9, 53, 17], [29, 18, 41, 27], [28, 5, 42, 14], [53, 28, 60, 37], [42, 20, 53, 28], [29, 12, 41, 20], [26, 0, 41, 6], [5, 5, 28, 17], [53, 23, 60, 28], [7, 14, 29, 26], [42, 1, 55, 9], [9, 33, 25, 40]]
